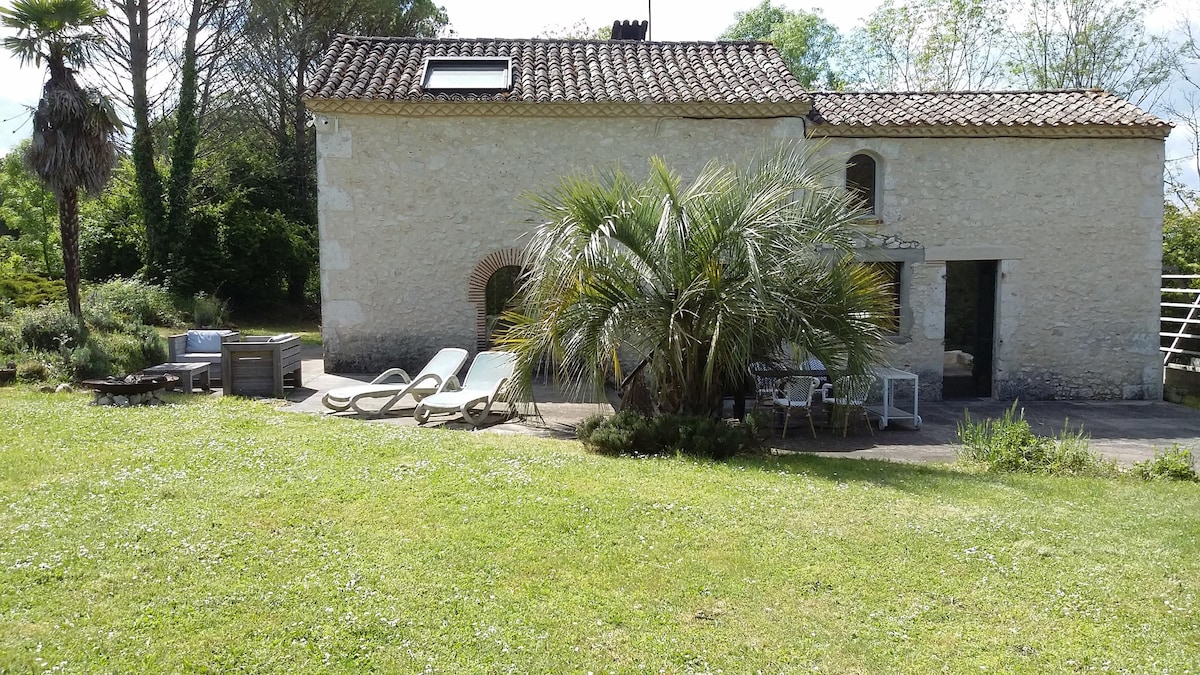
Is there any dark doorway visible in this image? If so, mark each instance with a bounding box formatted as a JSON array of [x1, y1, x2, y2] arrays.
[[943, 260, 997, 398], [485, 265, 522, 347]]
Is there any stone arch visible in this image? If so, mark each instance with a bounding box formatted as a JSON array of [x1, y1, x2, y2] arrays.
[[468, 248, 526, 352]]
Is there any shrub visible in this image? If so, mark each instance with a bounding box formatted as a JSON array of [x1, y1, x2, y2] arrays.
[[1132, 446, 1199, 482], [84, 278, 181, 327], [16, 356, 52, 382], [74, 326, 167, 379], [192, 292, 230, 328], [70, 340, 112, 380], [957, 403, 1115, 477], [16, 303, 86, 352], [577, 411, 755, 460], [0, 270, 65, 307]]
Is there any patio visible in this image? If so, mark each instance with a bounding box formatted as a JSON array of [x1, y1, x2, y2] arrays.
[[279, 346, 1200, 466]]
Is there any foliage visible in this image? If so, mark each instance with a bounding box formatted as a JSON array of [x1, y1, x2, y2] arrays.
[[15, 355, 54, 382], [1132, 445, 1199, 481], [178, 196, 314, 310], [79, 158, 144, 282], [1163, 200, 1200, 275], [1, 391, 1198, 670], [502, 144, 893, 417], [577, 412, 757, 460], [1, 0, 123, 318], [0, 282, 171, 380], [843, 0, 1011, 90], [83, 278, 181, 328], [1008, 0, 1177, 108], [0, 140, 60, 277], [957, 402, 1117, 476], [191, 292, 229, 328], [537, 19, 612, 40], [0, 269, 65, 307], [719, 0, 843, 88], [69, 324, 166, 379], [14, 302, 85, 352]]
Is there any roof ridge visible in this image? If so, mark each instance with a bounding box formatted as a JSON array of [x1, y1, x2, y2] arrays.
[[334, 34, 769, 47], [810, 88, 1113, 96]]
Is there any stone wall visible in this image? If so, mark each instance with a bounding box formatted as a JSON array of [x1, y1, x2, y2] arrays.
[[819, 135, 1165, 401], [315, 113, 807, 372], [316, 112, 1165, 400]]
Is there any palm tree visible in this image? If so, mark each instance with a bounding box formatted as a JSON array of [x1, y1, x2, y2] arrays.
[[501, 144, 895, 418], [1, 0, 122, 318]]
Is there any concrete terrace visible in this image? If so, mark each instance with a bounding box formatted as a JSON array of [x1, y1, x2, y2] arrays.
[[279, 346, 1200, 466]]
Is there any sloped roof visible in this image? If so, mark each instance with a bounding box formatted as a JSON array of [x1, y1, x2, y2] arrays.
[[305, 36, 809, 110], [304, 37, 1170, 137], [807, 90, 1170, 138]]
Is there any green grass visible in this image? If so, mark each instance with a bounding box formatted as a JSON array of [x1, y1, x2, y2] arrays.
[[233, 320, 321, 346], [1, 388, 1198, 672]]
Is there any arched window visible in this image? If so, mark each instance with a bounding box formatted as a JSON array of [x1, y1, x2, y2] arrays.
[[846, 153, 878, 215]]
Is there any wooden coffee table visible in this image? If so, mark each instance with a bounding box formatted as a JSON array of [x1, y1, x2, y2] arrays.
[[142, 362, 211, 393]]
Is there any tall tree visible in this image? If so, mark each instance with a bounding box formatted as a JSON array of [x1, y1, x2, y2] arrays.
[[1, 0, 122, 318], [720, 0, 843, 89], [844, 0, 1011, 90], [1165, 17, 1200, 209], [1009, 0, 1177, 107], [502, 145, 893, 417], [230, 0, 448, 230], [97, 0, 231, 284]]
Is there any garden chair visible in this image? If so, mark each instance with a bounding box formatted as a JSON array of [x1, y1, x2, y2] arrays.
[[748, 362, 779, 412], [413, 351, 517, 429], [774, 375, 819, 439], [322, 347, 468, 417], [821, 375, 875, 437]]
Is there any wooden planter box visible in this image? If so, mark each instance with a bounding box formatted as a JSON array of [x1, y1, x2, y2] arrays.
[[221, 334, 303, 398]]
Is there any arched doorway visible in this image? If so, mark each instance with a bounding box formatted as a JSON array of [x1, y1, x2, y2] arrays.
[[467, 248, 526, 351], [484, 265, 522, 347]]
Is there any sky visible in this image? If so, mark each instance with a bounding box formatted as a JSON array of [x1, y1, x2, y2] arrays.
[[0, 0, 878, 156], [0, 0, 1196, 188]]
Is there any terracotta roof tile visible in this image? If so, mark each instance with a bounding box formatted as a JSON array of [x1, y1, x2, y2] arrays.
[[305, 37, 1170, 135], [807, 90, 1169, 131], [305, 36, 808, 105]]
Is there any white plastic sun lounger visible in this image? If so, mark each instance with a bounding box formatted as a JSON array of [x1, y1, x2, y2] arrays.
[[413, 351, 517, 428], [322, 347, 468, 417]]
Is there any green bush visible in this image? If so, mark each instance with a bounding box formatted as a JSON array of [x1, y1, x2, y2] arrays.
[[577, 411, 755, 460], [84, 278, 181, 327], [0, 270, 65, 307], [77, 326, 166, 379], [191, 292, 229, 328], [16, 356, 53, 382], [70, 339, 112, 380], [16, 303, 85, 352], [957, 403, 1115, 477], [1132, 446, 1199, 482]]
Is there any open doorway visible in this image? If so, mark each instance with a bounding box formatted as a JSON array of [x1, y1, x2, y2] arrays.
[[484, 265, 522, 348], [943, 260, 997, 398]]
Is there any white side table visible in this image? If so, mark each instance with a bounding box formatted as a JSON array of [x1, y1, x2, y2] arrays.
[[868, 366, 921, 429], [143, 362, 211, 393]]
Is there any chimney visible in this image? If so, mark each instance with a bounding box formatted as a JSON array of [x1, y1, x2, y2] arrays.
[[611, 20, 649, 41]]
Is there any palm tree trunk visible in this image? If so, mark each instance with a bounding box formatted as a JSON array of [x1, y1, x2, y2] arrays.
[[58, 188, 82, 318]]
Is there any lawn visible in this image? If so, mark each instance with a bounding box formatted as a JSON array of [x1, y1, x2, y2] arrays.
[[1, 389, 1197, 672]]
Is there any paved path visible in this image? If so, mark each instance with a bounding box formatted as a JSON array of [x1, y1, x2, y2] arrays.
[[280, 346, 1200, 465]]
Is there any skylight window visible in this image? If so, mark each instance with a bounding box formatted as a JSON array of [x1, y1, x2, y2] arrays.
[[421, 57, 511, 92]]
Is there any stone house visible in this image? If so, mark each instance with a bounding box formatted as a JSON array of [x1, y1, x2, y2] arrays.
[[304, 36, 1171, 401]]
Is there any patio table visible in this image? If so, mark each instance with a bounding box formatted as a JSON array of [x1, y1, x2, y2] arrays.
[[142, 362, 211, 393], [868, 366, 921, 429]]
